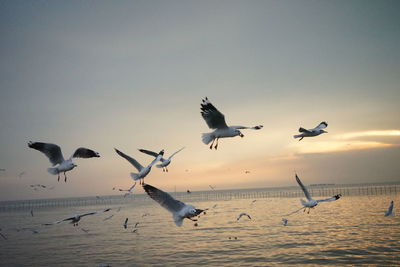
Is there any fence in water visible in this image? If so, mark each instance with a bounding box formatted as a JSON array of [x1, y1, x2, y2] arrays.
[[0, 183, 399, 212]]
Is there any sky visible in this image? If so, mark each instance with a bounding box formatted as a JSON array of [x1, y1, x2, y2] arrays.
[[0, 0, 399, 201]]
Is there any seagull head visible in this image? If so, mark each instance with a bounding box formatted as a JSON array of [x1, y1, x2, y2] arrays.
[[235, 130, 244, 138]]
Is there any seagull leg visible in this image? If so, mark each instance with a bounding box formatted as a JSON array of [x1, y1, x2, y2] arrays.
[[64, 172, 67, 182], [57, 173, 60, 182], [166, 167, 168, 172], [209, 139, 215, 149], [214, 138, 219, 150], [299, 137, 304, 141]]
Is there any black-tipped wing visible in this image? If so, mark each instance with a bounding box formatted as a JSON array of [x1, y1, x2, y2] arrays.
[[200, 97, 228, 129], [72, 147, 100, 158], [168, 147, 185, 160], [387, 201, 394, 215], [298, 127, 312, 133], [314, 121, 328, 130], [139, 149, 159, 157], [28, 142, 64, 166], [115, 148, 143, 171], [143, 183, 186, 213], [316, 194, 341, 203], [295, 174, 312, 201]]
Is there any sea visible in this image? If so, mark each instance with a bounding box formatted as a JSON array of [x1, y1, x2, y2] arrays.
[[0, 185, 399, 266]]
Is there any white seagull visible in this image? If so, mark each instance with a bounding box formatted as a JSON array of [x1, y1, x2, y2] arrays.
[[294, 173, 341, 214], [200, 97, 263, 149], [28, 142, 100, 182], [282, 218, 288, 226], [123, 218, 128, 229], [44, 208, 110, 227], [293, 122, 328, 141], [143, 183, 205, 227], [115, 148, 164, 185], [237, 213, 252, 221], [385, 201, 395, 216], [139, 147, 185, 172]]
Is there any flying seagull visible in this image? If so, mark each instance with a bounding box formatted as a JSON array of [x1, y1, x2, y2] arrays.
[[200, 97, 263, 149], [385, 201, 395, 216], [114, 148, 164, 185], [43, 208, 110, 226], [143, 183, 205, 227], [28, 142, 100, 182], [237, 213, 252, 221], [123, 218, 128, 229], [293, 122, 328, 141], [119, 182, 137, 198], [282, 218, 288, 226], [103, 214, 114, 221], [18, 171, 26, 178], [293, 173, 341, 214], [139, 147, 185, 172]]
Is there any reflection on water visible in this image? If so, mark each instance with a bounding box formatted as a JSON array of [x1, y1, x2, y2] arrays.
[[0, 194, 399, 266]]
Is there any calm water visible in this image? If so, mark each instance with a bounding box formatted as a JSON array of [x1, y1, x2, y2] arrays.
[[1, 193, 399, 266]]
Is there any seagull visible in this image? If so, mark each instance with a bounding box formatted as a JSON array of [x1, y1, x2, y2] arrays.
[[114, 148, 164, 185], [187, 190, 191, 194], [81, 228, 90, 234], [200, 97, 263, 149], [18, 171, 26, 178], [293, 122, 328, 141], [139, 147, 185, 172], [123, 218, 128, 229], [143, 183, 205, 227], [43, 208, 110, 226], [250, 200, 257, 204], [30, 209, 34, 217], [118, 182, 137, 198], [294, 173, 341, 214], [0, 229, 7, 240], [385, 201, 395, 216], [236, 213, 252, 221], [209, 185, 216, 190], [28, 142, 100, 182], [19, 228, 39, 234], [134, 222, 139, 228], [282, 218, 288, 226]]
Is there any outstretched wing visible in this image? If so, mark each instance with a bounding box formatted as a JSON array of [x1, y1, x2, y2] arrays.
[[298, 127, 312, 133], [316, 194, 341, 203], [200, 97, 228, 129], [138, 149, 159, 157], [44, 216, 75, 225], [115, 148, 143, 171], [295, 174, 313, 201], [231, 125, 263, 130], [314, 121, 328, 130], [143, 183, 186, 214], [78, 208, 111, 218], [168, 147, 185, 160], [28, 142, 64, 166], [72, 147, 100, 159]]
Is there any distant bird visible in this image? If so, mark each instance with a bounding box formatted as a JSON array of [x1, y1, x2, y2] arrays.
[[200, 97, 263, 149], [18, 171, 26, 178], [19, 228, 39, 234], [103, 214, 114, 221], [187, 190, 191, 194], [142, 213, 150, 217], [132, 228, 138, 234], [123, 218, 128, 229], [134, 222, 139, 228], [250, 200, 257, 204], [44, 208, 110, 226], [81, 228, 90, 234], [293, 122, 328, 141], [30, 184, 47, 190], [30, 209, 34, 217], [116, 207, 122, 212], [282, 218, 288, 226], [118, 182, 137, 198], [28, 142, 100, 182], [212, 204, 218, 209], [139, 147, 185, 172], [293, 173, 341, 214], [385, 201, 395, 217], [0, 168, 5, 172], [0, 229, 7, 240], [209, 185, 216, 190], [114, 148, 164, 185], [143, 183, 204, 227], [237, 213, 252, 221], [245, 170, 251, 174]]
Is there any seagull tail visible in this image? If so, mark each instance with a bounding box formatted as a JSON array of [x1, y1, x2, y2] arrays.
[[130, 173, 140, 181], [173, 214, 183, 227], [293, 134, 302, 139], [202, 132, 214, 145], [47, 167, 59, 175]]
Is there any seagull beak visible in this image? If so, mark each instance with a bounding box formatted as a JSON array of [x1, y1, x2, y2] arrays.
[[240, 133, 244, 138]]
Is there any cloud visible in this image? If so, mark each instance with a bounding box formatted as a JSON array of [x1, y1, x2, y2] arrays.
[[336, 130, 400, 139]]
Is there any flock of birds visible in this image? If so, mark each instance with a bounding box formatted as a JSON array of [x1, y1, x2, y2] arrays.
[[0, 97, 395, 241]]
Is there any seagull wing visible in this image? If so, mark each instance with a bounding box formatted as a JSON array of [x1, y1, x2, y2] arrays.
[[138, 149, 159, 157], [44, 216, 75, 225], [386, 201, 394, 215], [78, 208, 111, 218], [316, 194, 341, 203], [128, 182, 137, 192], [28, 142, 64, 166], [143, 183, 186, 214], [295, 174, 313, 201], [298, 127, 312, 133], [231, 125, 263, 130], [72, 147, 100, 159], [200, 97, 228, 129], [168, 147, 185, 160], [115, 148, 143, 171], [314, 121, 328, 130]]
